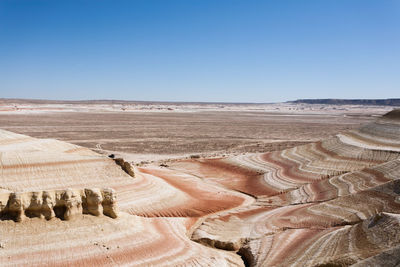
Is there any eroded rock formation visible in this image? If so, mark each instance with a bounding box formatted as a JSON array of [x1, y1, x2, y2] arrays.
[[0, 188, 118, 221], [114, 157, 135, 177], [169, 109, 400, 266], [0, 128, 247, 266]]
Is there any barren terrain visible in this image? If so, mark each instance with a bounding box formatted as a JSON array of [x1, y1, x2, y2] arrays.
[[1, 100, 400, 266], [0, 100, 392, 163]]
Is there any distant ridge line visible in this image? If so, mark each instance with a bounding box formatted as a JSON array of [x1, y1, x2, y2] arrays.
[[290, 98, 400, 106]]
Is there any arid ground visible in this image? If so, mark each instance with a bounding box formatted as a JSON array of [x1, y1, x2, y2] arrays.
[[0, 100, 390, 164], [1, 100, 400, 266]]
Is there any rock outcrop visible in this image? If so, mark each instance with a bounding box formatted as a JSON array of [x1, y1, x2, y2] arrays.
[[114, 157, 135, 177], [0, 188, 119, 221]]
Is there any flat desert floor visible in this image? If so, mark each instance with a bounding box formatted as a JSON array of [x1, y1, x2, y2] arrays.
[[0, 101, 391, 164]]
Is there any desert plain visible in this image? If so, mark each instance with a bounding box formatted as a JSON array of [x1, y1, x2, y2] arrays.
[[0, 100, 390, 163], [1, 99, 400, 266]]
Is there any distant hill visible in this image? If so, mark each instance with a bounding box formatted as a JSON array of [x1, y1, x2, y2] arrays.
[[290, 99, 400, 106]]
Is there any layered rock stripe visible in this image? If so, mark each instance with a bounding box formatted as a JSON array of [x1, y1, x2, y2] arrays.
[[0, 129, 246, 266], [170, 110, 400, 266]]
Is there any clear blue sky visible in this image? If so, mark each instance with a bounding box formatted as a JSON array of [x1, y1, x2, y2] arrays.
[[0, 0, 399, 102]]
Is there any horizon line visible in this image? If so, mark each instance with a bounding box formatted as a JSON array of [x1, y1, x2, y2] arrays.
[[1, 97, 400, 105]]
